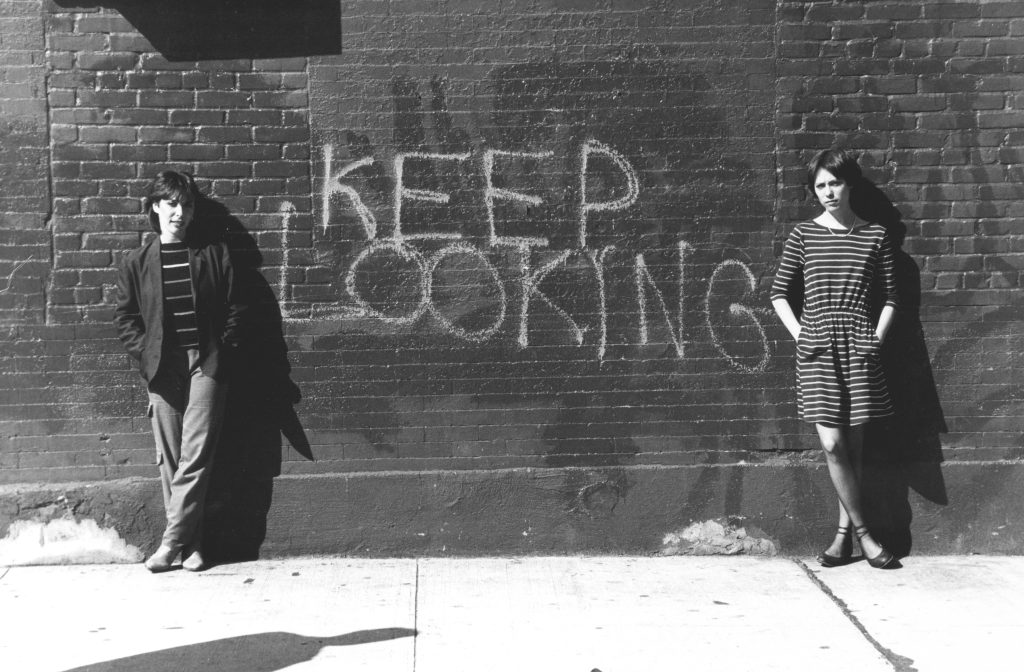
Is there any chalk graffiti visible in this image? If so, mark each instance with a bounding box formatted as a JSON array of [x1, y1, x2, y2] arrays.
[[636, 241, 691, 360], [286, 139, 770, 370], [578, 139, 640, 249], [0, 256, 34, 295], [393, 151, 471, 240]]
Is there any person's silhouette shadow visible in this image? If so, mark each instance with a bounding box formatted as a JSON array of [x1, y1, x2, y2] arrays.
[[190, 195, 313, 564], [853, 180, 948, 558], [59, 627, 417, 672]]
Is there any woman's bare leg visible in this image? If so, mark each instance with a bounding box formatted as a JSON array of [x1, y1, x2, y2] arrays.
[[816, 424, 885, 559]]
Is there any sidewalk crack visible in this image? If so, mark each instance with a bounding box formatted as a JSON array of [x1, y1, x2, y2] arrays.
[[794, 559, 917, 672]]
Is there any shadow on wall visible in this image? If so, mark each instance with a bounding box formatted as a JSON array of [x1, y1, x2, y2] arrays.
[[193, 196, 313, 564], [60, 628, 416, 672], [853, 181, 948, 558], [49, 0, 341, 60]]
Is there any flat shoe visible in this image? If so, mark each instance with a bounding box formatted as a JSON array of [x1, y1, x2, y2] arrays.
[[144, 545, 179, 573], [182, 549, 207, 572]]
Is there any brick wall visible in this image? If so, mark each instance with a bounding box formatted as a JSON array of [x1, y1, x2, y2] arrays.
[[1, 1, 1022, 509], [777, 0, 1024, 457]]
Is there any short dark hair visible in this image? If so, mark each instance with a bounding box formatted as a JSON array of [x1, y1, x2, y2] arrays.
[[806, 148, 863, 193], [144, 170, 198, 233]]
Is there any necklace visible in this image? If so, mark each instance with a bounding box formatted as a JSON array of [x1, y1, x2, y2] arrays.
[[821, 216, 858, 238], [827, 222, 854, 237]]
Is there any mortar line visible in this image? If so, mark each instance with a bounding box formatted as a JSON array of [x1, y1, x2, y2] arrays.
[[412, 558, 420, 672], [793, 559, 917, 672]]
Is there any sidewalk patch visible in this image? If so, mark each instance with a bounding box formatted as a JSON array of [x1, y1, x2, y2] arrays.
[[0, 518, 143, 565], [660, 518, 777, 556]]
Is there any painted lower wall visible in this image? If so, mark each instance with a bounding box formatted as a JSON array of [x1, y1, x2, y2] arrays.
[[3, 458, 1021, 562]]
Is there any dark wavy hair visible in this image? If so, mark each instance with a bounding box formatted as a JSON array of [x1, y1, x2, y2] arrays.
[[144, 170, 198, 233], [805, 148, 863, 194]]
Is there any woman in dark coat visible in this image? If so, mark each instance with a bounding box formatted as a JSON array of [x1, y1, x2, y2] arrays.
[[771, 149, 897, 569], [114, 171, 245, 572]]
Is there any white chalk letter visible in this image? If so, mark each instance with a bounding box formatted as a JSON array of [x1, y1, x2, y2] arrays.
[[321, 145, 377, 239], [705, 259, 770, 372], [578, 139, 639, 249], [483, 149, 553, 248], [393, 151, 471, 240]]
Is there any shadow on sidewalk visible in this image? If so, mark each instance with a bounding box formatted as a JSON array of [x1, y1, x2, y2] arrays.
[[60, 627, 417, 672]]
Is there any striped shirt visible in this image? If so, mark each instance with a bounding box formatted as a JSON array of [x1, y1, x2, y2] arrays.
[[160, 241, 199, 350]]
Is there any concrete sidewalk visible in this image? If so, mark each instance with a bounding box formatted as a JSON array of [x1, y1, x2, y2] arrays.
[[1, 556, 1020, 672]]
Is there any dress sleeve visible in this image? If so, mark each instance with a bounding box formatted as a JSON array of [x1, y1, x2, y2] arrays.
[[878, 228, 898, 309], [770, 224, 804, 303]]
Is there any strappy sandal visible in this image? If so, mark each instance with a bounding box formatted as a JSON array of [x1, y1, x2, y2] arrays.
[[855, 525, 897, 569], [816, 526, 855, 567]]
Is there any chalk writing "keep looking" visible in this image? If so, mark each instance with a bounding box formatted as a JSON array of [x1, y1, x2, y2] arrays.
[[283, 139, 769, 372]]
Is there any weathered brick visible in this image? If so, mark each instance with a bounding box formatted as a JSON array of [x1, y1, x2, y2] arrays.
[[75, 52, 137, 71], [78, 125, 137, 143], [168, 110, 224, 125], [138, 90, 194, 108], [168, 143, 223, 161], [195, 91, 252, 108], [138, 126, 195, 143]]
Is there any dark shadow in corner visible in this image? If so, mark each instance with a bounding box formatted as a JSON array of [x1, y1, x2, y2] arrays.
[[49, 0, 341, 60], [193, 195, 313, 565], [59, 628, 417, 672], [853, 180, 948, 558]]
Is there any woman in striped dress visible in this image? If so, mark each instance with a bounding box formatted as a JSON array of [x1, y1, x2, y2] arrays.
[[771, 149, 898, 569]]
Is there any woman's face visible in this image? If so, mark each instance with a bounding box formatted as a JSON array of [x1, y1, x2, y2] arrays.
[[812, 167, 851, 215], [152, 194, 194, 242]]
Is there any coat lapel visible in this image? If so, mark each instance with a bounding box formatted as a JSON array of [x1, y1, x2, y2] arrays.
[[142, 235, 162, 308]]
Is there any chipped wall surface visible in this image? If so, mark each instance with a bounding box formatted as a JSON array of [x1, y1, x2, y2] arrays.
[[1, 1, 1023, 556]]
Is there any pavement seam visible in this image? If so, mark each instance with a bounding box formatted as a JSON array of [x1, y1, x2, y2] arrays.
[[413, 558, 420, 672], [0, 566, 8, 582], [793, 559, 918, 672]]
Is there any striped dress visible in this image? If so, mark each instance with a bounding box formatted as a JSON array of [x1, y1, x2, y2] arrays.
[[771, 221, 898, 426]]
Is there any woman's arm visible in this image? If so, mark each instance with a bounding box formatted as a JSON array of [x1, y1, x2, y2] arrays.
[[772, 298, 801, 341], [875, 304, 895, 343], [770, 224, 805, 341]]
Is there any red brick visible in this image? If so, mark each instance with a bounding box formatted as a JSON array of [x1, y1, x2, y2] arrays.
[[168, 110, 224, 125], [192, 162, 252, 178], [54, 250, 111, 268], [138, 126, 194, 142], [78, 125, 137, 143], [168, 143, 223, 161], [80, 162, 133, 179], [76, 15, 137, 33], [138, 90, 194, 107], [196, 91, 252, 108], [75, 52, 137, 71], [225, 144, 279, 160], [196, 126, 252, 143], [81, 198, 139, 215]]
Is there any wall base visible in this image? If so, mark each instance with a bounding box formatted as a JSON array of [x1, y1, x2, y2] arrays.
[[2, 462, 1022, 562]]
